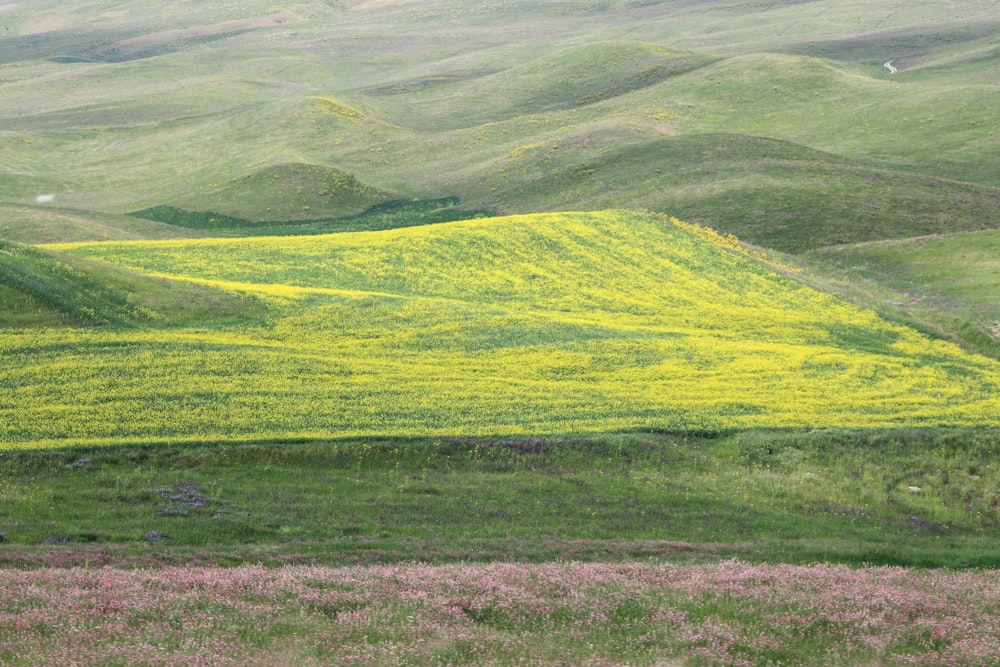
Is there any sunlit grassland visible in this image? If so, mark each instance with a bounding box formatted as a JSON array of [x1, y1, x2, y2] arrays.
[[2, 1, 999, 254], [1, 210, 993, 448], [802, 230, 1000, 359]]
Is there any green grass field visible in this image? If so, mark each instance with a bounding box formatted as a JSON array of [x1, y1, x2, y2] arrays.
[[800, 230, 1000, 359], [2, 0, 998, 249], [2, 429, 998, 569], [3, 2, 1000, 665]]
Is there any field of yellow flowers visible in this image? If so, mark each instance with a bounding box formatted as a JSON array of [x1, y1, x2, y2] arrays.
[[5, 211, 997, 448]]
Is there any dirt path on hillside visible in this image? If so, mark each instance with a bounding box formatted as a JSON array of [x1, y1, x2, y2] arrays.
[[884, 60, 898, 74]]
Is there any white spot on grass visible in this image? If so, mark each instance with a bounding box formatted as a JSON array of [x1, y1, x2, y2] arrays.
[[907, 486, 922, 493], [36, 194, 55, 204]]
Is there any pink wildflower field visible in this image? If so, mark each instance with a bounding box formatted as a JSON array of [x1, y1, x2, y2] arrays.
[[1, 560, 998, 666]]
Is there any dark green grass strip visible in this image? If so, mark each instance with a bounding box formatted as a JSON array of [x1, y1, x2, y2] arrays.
[[1, 429, 997, 569], [130, 198, 494, 237]]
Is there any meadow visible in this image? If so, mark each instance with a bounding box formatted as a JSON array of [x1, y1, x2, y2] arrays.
[[3, 211, 995, 447], [2, 0, 999, 251], [4, 210, 1000, 663], [2, 428, 999, 569], [804, 230, 1000, 359], [3, 1, 1000, 665], [3, 561, 1000, 666]]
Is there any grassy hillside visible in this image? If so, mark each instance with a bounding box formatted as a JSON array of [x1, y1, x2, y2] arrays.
[[131, 197, 492, 237], [2, 1, 998, 253], [0, 240, 264, 328], [371, 41, 720, 130], [422, 132, 1000, 252], [170, 162, 394, 222], [4, 6, 1000, 659], [0, 211, 993, 447], [0, 203, 212, 244], [803, 230, 1000, 358]]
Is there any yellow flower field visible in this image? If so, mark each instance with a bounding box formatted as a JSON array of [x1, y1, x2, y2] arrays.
[[3, 211, 997, 448]]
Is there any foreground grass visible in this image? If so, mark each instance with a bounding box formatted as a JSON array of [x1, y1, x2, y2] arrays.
[[2, 430, 997, 569], [1, 561, 998, 666]]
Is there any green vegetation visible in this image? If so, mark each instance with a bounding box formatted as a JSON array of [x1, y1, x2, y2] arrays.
[[0, 202, 211, 244], [2, 0, 998, 252], [1, 429, 997, 569], [169, 162, 395, 222], [131, 197, 492, 236], [2, 3, 1000, 662], [802, 230, 1000, 359], [0, 240, 263, 328], [0, 240, 153, 326], [1, 0, 997, 557]]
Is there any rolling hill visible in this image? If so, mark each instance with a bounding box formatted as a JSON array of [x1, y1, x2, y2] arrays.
[[1, 211, 996, 448], [4, 5, 1000, 658], [2, 0, 998, 255], [804, 229, 1000, 358], [0, 239, 264, 328]]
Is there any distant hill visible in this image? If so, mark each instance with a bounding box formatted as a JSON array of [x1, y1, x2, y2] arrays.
[[168, 162, 394, 222], [0, 203, 208, 244], [2, 1, 997, 252]]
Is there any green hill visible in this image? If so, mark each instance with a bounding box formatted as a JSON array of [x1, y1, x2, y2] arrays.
[[169, 162, 394, 222], [2, 1, 998, 256], [429, 132, 1000, 252], [371, 41, 719, 130], [0, 240, 156, 327], [804, 229, 1000, 358], [0, 203, 208, 244]]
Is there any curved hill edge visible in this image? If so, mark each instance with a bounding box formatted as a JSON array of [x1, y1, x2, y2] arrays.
[[444, 132, 1000, 252], [168, 162, 394, 222], [0, 240, 265, 329], [379, 40, 719, 128], [12, 210, 1000, 444]]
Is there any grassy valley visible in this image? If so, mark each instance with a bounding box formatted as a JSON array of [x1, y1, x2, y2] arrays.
[[804, 230, 1000, 359]]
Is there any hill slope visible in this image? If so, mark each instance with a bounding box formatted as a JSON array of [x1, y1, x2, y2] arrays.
[[803, 229, 1000, 358], [2, 1, 998, 253], [2, 211, 995, 447], [0, 240, 264, 329], [0, 203, 210, 244]]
